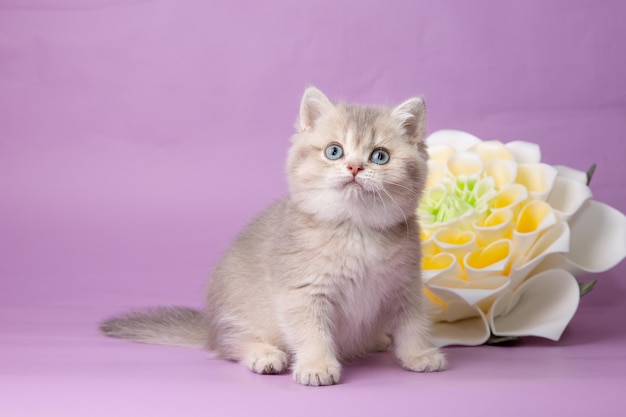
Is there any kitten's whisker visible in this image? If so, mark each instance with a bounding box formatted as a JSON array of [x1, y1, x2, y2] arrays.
[[384, 172, 425, 181], [380, 179, 420, 197], [374, 187, 388, 219], [380, 187, 410, 239], [384, 172, 426, 186]]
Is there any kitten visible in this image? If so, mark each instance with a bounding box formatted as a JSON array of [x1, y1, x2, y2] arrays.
[[100, 87, 446, 386]]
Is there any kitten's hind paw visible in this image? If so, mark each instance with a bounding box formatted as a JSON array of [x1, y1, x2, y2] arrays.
[[372, 333, 392, 352], [398, 348, 446, 373], [293, 359, 341, 386], [241, 343, 289, 375]]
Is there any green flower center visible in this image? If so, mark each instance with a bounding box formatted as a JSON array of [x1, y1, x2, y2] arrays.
[[419, 175, 496, 225]]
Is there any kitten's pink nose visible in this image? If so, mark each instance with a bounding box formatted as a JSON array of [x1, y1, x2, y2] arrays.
[[347, 164, 363, 176]]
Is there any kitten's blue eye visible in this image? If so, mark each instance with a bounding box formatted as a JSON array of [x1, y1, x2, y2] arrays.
[[325, 144, 344, 160], [371, 149, 390, 165]]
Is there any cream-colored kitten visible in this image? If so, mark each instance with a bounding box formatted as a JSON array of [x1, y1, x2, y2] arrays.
[[100, 87, 446, 386]]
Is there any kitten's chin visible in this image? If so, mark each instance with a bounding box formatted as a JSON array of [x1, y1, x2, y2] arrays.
[[338, 175, 374, 193], [341, 180, 365, 194], [291, 186, 407, 229]]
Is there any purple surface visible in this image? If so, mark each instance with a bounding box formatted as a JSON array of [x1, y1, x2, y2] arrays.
[[1, 1, 625, 416]]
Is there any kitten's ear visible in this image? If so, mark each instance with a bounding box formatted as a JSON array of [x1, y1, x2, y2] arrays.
[[391, 96, 426, 145], [297, 86, 334, 132]]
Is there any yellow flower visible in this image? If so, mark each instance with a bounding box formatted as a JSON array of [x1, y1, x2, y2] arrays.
[[420, 130, 626, 346]]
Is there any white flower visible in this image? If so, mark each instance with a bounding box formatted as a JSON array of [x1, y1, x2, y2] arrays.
[[419, 130, 626, 346]]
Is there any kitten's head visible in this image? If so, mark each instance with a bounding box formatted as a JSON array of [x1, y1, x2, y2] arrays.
[[286, 86, 429, 228]]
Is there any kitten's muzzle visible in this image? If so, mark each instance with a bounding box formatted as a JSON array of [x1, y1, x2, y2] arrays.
[[347, 163, 363, 177]]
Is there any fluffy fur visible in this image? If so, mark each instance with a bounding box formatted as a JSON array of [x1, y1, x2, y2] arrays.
[[100, 87, 446, 386]]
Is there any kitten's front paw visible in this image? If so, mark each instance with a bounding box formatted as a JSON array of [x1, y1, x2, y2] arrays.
[[293, 359, 341, 386], [398, 348, 446, 373], [241, 343, 289, 375]]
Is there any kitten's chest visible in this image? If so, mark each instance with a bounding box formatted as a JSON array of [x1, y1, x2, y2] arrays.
[[280, 218, 417, 298], [322, 225, 388, 270], [312, 225, 412, 353], [312, 224, 411, 294]]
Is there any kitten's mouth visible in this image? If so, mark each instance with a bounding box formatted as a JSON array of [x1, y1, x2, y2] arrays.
[[341, 177, 367, 192]]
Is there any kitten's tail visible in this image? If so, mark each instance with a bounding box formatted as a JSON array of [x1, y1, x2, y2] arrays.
[[99, 306, 209, 349]]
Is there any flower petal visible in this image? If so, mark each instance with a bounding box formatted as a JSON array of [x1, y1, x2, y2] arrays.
[[547, 176, 593, 221], [422, 252, 459, 282], [513, 200, 557, 257], [425, 286, 480, 322], [554, 165, 588, 184], [490, 183, 528, 215], [515, 163, 558, 201], [473, 209, 513, 246], [431, 309, 490, 347], [426, 130, 482, 152], [447, 151, 484, 177], [421, 234, 437, 256], [529, 253, 572, 276], [489, 269, 580, 341], [485, 159, 518, 189], [426, 160, 446, 188], [434, 228, 477, 260], [504, 140, 541, 164], [470, 140, 514, 163], [429, 275, 510, 306], [509, 221, 570, 288], [464, 239, 513, 281], [428, 144, 456, 166], [566, 200, 626, 274]]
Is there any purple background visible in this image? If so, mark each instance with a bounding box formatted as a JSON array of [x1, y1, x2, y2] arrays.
[[1, 1, 625, 416]]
